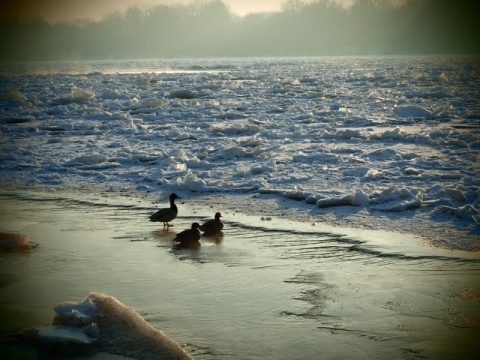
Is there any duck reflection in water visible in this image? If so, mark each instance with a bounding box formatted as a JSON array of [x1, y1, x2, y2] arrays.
[[152, 227, 176, 243], [201, 231, 223, 245]]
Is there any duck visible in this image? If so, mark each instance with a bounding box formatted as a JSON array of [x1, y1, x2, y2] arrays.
[[199, 212, 223, 235], [149, 193, 180, 227], [174, 222, 201, 245]]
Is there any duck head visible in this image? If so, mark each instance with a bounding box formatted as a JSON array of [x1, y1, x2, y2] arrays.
[[191, 222, 200, 230], [169, 193, 180, 201]]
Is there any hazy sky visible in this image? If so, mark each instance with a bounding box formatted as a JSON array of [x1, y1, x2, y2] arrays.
[[0, 0, 357, 23]]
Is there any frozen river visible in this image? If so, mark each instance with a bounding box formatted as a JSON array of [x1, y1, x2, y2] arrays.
[[0, 56, 479, 249], [0, 56, 479, 358]]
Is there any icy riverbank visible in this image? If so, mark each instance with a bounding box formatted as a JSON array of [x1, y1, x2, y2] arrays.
[[1, 56, 479, 250]]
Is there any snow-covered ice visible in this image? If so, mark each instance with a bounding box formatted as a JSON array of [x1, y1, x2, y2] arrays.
[[1, 56, 479, 250], [16, 293, 191, 359]]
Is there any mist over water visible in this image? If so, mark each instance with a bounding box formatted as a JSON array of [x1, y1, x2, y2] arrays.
[[1, 0, 479, 60]]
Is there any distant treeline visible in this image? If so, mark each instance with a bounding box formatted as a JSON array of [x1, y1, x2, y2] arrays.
[[1, 0, 478, 60]]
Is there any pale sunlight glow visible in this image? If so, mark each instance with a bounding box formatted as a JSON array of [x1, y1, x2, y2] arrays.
[[2, 0, 357, 22]]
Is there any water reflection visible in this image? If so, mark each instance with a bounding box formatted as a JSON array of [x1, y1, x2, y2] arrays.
[[0, 232, 36, 253], [172, 242, 201, 254], [152, 224, 224, 249], [152, 227, 176, 242], [0, 191, 479, 360], [201, 231, 224, 245]]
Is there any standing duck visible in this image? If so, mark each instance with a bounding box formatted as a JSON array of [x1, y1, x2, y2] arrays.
[[199, 212, 223, 235], [174, 222, 201, 245], [149, 193, 180, 227]]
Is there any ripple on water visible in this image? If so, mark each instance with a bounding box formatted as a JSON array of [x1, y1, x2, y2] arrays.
[[0, 191, 479, 360]]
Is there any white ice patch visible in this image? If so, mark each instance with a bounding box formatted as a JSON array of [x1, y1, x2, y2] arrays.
[[99, 89, 128, 100], [177, 171, 208, 192], [335, 128, 369, 140], [65, 155, 109, 166], [53, 298, 97, 326], [316, 189, 370, 208], [284, 186, 310, 201], [37, 325, 97, 344], [393, 105, 432, 119], [168, 89, 195, 99], [372, 192, 423, 212], [63, 154, 120, 170], [437, 204, 480, 223], [211, 122, 261, 135], [250, 159, 276, 175], [52, 87, 95, 105]]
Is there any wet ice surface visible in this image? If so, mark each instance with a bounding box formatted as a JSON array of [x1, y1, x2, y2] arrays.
[[0, 191, 479, 359], [0, 56, 479, 250]]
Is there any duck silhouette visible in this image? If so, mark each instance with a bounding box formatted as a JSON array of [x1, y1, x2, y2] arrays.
[[174, 222, 201, 246], [149, 193, 180, 227], [199, 212, 223, 235]]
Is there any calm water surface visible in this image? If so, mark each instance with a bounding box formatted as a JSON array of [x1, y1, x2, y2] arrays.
[[0, 190, 479, 359]]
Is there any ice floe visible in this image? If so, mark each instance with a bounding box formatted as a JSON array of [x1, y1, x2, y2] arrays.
[[13, 292, 191, 359]]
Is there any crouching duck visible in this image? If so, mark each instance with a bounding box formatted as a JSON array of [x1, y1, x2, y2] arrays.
[[200, 212, 223, 235], [174, 222, 201, 246], [149, 193, 180, 227]]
